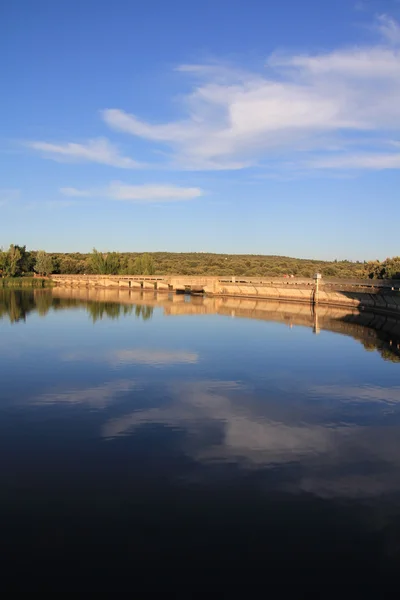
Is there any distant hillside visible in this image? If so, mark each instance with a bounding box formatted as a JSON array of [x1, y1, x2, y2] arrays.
[[49, 251, 369, 278]]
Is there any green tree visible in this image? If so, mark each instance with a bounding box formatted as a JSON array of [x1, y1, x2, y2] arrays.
[[90, 249, 120, 275], [34, 250, 54, 276], [134, 253, 155, 275], [6, 245, 22, 277], [0, 248, 7, 276], [126, 257, 136, 275], [0, 244, 34, 277], [59, 256, 81, 274], [14, 245, 34, 274]]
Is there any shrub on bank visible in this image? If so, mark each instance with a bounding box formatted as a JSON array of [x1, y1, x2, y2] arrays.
[[0, 277, 53, 288]]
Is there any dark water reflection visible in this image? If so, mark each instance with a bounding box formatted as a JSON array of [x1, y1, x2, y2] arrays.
[[1, 288, 400, 591]]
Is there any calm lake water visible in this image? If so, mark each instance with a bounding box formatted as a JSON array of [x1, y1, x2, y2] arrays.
[[1, 288, 400, 591]]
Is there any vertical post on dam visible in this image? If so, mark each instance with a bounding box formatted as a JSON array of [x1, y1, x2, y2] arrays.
[[313, 272, 321, 306]]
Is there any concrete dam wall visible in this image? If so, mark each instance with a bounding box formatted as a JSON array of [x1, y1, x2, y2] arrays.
[[50, 275, 400, 316]]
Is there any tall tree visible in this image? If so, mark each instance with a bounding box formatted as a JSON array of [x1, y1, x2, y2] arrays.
[[126, 257, 136, 275], [90, 249, 120, 275], [134, 253, 155, 275], [0, 244, 34, 277], [6, 245, 22, 277], [0, 248, 7, 276], [34, 250, 54, 276], [13, 245, 33, 274]]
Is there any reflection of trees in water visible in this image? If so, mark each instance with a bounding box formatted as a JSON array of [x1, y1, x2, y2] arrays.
[[0, 289, 36, 323], [0, 290, 53, 322], [360, 336, 400, 362], [0, 291, 154, 324], [87, 301, 153, 323], [87, 302, 124, 323], [134, 304, 153, 321], [52, 297, 81, 311], [34, 291, 53, 316], [360, 338, 400, 362], [379, 348, 400, 363], [361, 341, 376, 352]]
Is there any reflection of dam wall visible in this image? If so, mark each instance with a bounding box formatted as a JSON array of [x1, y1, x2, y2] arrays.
[[52, 287, 220, 312], [55, 288, 400, 360], [49, 288, 400, 345], [217, 298, 353, 328], [51, 287, 185, 308], [323, 311, 400, 341], [216, 297, 400, 359]]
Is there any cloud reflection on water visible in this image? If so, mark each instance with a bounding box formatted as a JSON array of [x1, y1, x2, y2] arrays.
[[35, 379, 136, 408], [100, 379, 400, 499], [61, 348, 199, 367], [308, 385, 400, 405]]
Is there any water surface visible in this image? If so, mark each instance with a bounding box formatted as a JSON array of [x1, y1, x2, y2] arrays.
[[1, 288, 400, 591]]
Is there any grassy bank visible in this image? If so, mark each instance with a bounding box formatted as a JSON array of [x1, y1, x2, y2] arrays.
[[0, 277, 53, 288]]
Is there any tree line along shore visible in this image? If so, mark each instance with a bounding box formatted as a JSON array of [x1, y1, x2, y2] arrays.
[[1, 244, 400, 281]]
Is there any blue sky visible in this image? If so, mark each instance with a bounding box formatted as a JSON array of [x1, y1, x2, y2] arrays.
[[1, 0, 400, 260]]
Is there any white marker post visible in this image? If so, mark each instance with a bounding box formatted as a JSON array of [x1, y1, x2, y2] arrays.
[[313, 272, 321, 305]]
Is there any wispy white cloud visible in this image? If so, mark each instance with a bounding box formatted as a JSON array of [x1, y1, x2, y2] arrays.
[[107, 182, 202, 202], [269, 46, 400, 79], [25, 137, 143, 169], [60, 181, 203, 203], [376, 13, 400, 45], [308, 152, 400, 170], [101, 15, 400, 173]]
